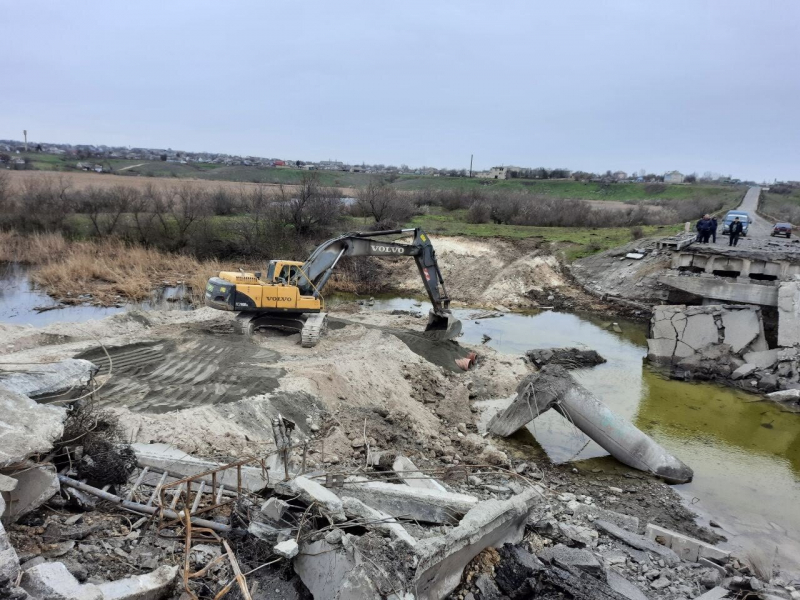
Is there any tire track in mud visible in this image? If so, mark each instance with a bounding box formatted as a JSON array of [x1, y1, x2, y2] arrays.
[[75, 334, 284, 413]]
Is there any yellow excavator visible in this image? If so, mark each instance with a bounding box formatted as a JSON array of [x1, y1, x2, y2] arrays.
[[204, 227, 461, 347]]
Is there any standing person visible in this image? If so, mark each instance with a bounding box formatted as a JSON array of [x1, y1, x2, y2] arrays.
[[711, 217, 718, 243], [729, 217, 743, 246], [696, 214, 713, 243]]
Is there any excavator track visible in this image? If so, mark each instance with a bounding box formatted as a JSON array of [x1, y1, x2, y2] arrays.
[[300, 312, 328, 348]]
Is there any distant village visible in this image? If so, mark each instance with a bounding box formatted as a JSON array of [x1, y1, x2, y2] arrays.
[[0, 138, 744, 184]]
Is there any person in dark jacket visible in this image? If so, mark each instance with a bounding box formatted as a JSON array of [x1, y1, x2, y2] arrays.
[[696, 215, 713, 243], [711, 217, 718, 243], [729, 217, 743, 246]]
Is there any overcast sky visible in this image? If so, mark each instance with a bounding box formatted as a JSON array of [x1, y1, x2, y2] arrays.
[[2, 1, 798, 181]]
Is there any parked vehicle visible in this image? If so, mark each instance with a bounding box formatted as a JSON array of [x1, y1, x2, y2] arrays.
[[721, 211, 750, 236], [772, 222, 792, 238]]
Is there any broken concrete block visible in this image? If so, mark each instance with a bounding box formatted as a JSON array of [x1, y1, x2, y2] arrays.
[[2, 464, 60, 522], [412, 487, 539, 600], [721, 309, 764, 353], [594, 519, 680, 564], [260, 497, 291, 523], [767, 389, 800, 402], [558, 522, 599, 547], [570, 503, 639, 531], [645, 523, 730, 562], [293, 538, 367, 600], [392, 455, 448, 493], [275, 475, 345, 521], [0, 359, 97, 399], [0, 389, 66, 468], [21, 561, 103, 600], [344, 479, 478, 525], [778, 281, 800, 347], [248, 521, 291, 544], [132, 443, 269, 492], [605, 569, 649, 600], [743, 349, 780, 370], [341, 496, 417, 547], [96, 565, 178, 600], [0, 498, 19, 583], [274, 539, 299, 559], [695, 587, 730, 600], [731, 364, 757, 380], [538, 544, 602, 575]]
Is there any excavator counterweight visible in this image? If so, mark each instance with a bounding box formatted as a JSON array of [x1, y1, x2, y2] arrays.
[[204, 228, 461, 346]]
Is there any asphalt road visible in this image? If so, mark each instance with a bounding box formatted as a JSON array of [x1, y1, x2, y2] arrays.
[[700, 185, 792, 248]]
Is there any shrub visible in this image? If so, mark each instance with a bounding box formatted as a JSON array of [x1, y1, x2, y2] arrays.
[[630, 225, 644, 239]]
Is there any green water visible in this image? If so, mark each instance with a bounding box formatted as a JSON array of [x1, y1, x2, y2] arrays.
[[366, 297, 800, 569]]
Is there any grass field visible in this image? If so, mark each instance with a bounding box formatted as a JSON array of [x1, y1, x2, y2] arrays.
[[760, 188, 800, 222], [11, 152, 742, 204]]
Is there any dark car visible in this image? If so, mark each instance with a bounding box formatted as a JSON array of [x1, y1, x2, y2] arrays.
[[772, 222, 792, 238]]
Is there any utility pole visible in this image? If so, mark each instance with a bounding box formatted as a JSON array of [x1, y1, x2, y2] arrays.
[[469, 154, 473, 178], [23, 130, 27, 152]]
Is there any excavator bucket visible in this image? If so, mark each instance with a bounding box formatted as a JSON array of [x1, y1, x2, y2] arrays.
[[424, 310, 462, 340]]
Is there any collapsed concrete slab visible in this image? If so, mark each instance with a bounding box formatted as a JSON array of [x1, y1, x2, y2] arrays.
[[0, 359, 97, 399], [391, 455, 448, 493], [0, 389, 66, 468], [570, 503, 639, 532], [2, 463, 60, 523], [412, 488, 540, 600], [96, 565, 178, 600], [343, 478, 479, 525], [293, 537, 371, 600], [647, 305, 767, 364], [742, 349, 780, 369], [525, 347, 606, 370], [132, 443, 270, 492], [21, 561, 103, 600], [488, 367, 693, 483]]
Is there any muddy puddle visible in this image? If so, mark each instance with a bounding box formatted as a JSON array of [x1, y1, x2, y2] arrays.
[[365, 296, 800, 570], [0, 262, 192, 326]]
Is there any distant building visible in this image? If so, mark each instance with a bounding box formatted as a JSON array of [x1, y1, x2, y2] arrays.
[[612, 171, 628, 180], [664, 170, 685, 184], [478, 166, 512, 180]]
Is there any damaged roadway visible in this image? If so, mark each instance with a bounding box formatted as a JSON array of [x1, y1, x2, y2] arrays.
[[0, 303, 797, 599]]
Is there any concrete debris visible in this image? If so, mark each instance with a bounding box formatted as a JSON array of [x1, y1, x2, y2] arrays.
[[538, 543, 602, 575], [525, 347, 606, 369], [742, 348, 780, 369], [21, 561, 103, 600], [260, 497, 291, 523], [594, 519, 680, 564], [605, 568, 649, 600], [645, 523, 730, 562], [488, 366, 693, 483], [275, 475, 346, 521], [2, 463, 60, 522], [413, 487, 539, 600], [0, 389, 66, 468], [493, 544, 545, 599], [731, 363, 757, 380], [273, 539, 299, 559], [343, 478, 478, 525], [341, 496, 417, 547], [96, 565, 179, 600], [695, 587, 730, 600], [626, 253, 645, 260], [371, 451, 449, 493], [132, 443, 270, 492], [0, 473, 18, 493], [0, 358, 97, 399], [570, 502, 639, 531], [0, 497, 19, 583], [768, 388, 800, 402]]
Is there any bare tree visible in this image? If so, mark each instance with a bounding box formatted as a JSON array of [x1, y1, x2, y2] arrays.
[[355, 177, 408, 224], [276, 172, 341, 235], [82, 185, 135, 237]]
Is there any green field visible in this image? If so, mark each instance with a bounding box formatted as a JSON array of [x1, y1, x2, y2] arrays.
[[13, 152, 743, 204], [760, 187, 800, 222]]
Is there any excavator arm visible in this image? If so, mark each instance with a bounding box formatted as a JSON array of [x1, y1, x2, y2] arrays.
[[296, 228, 459, 338]]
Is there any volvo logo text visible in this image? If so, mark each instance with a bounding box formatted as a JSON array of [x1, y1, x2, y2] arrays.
[[371, 245, 405, 254]]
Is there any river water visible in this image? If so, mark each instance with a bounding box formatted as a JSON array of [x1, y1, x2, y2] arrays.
[[365, 296, 800, 570]]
